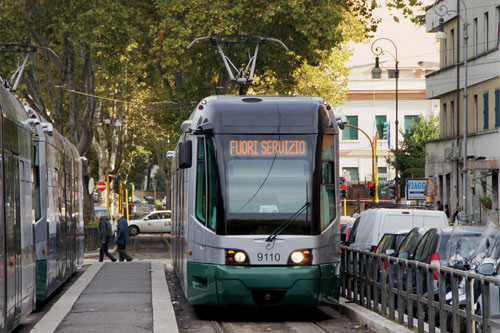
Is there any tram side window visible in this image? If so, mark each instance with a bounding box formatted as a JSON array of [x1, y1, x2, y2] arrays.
[[206, 138, 217, 231], [195, 137, 217, 231], [33, 145, 41, 221], [320, 135, 336, 232], [195, 138, 206, 224]]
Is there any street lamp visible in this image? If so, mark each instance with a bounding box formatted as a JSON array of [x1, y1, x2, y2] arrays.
[[434, 0, 469, 222], [371, 38, 399, 203]]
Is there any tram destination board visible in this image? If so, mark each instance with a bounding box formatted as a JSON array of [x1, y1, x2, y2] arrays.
[[230, 139, 307, 156]]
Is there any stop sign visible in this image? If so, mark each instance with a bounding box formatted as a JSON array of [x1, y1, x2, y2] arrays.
[[96, 181, 107, 192]]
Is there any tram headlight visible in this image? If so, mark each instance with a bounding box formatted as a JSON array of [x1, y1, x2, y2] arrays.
[[234, 252, 246, 263], [226, 249, 249, 265], [288, 249, 312, 265], [290, 251, 304, 264]]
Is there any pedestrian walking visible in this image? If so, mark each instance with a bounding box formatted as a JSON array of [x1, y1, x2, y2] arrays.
[[444, 204, 450, 218], [97, 214, 117, 262], [453, 204, 462, 224], [437, 200, 443, 211], [114, 213, 133, 262]]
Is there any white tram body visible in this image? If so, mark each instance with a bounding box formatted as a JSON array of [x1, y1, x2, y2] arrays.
[[0, 84, 84, 331], [171, 96, 343, 306]]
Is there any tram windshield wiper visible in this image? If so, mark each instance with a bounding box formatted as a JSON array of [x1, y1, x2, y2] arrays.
[[266, 202, 311, 243]]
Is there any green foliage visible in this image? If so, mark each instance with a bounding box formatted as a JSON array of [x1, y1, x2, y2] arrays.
[[387, 114, 440, 193]]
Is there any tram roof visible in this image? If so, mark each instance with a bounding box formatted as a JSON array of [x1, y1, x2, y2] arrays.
[[192, 95, 330, 134]]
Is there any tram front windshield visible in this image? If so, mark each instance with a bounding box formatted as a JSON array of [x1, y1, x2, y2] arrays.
[[222, 135, 314, 235]]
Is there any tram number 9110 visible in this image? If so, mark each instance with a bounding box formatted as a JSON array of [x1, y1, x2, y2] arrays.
[[257, 252, 280, 262]]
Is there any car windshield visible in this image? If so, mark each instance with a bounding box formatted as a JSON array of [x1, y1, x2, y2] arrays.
[[375, 233, 406, 254], [396, 229, 421, 256], [445, 226, 485, 265], [468, 222, 500, 267]]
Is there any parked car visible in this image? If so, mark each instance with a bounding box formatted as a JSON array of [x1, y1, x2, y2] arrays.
[[347, 208, 448, 251], [340, 223, 354, 246], [413, 226, 484, 270], [395, 226, 436, 260], [340, 216, 357, 246], [128, 210, 172, 236], [375, 230, 409, 256]]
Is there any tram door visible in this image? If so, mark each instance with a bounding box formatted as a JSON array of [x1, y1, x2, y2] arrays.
[[4, 151, 22, 330]]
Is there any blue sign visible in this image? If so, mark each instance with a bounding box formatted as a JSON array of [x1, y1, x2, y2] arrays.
[[339, 177, 346, 186], [406, 179, 427, 200]]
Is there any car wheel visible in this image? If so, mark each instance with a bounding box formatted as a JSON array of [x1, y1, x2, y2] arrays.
[[129, 226, 139, 236]]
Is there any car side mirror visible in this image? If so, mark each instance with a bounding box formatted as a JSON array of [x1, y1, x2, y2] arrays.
[[386, 249, 395, 256], [178, 140, 192, 169], [398, 252, 410, 260], [144, 217, 149, 221], [478, 262, 496, 275]]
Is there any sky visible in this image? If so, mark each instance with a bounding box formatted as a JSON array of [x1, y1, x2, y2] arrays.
[[347, 2, 440, 68]]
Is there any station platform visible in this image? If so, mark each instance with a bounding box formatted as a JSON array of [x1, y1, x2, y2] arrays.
[[30, 260, 178, 333]]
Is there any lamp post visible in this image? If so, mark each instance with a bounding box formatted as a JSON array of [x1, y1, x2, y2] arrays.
[[371, 38, 399, 203], [434, 0, 469, 222]]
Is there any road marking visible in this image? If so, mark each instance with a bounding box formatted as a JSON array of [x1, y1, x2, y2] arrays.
[[30, 262, 104, 333]]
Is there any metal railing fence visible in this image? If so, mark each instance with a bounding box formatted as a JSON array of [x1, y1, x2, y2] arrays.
[[85, 227, 100, 252], [341, 246, 500, 333]]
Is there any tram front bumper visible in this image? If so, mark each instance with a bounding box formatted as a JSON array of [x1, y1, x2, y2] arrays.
[[186, 262, 340, 306]]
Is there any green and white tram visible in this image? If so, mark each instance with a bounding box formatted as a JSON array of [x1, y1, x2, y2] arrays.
[[171, 96, 344, 306]]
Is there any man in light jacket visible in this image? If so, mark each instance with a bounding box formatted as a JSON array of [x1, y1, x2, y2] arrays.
[[114, 213, 133, 262], [98, 214, 117, 262]]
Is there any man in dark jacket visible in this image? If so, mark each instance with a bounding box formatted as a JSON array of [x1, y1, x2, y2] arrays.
[[98, 214, 117, 262], [114, 213, 133, 261]]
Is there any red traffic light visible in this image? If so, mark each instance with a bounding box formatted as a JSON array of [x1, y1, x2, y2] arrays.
[[341, 184, 347, 190], [367, 181, 374, 188]]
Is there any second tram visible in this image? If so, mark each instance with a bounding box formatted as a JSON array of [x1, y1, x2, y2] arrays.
[[171, 96, 344, 306]]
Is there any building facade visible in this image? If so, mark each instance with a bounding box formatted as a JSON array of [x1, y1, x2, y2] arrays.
[[339, 4, 440, 195], [425, 0, 500, 223], [340, 64, 439, 185]]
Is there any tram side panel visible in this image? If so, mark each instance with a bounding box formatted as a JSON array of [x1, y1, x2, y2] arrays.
[[0, 102, 5, 332], [1, 89, 36, 330]]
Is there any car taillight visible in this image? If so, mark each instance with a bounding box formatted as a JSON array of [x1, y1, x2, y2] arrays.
[[371, 245, 378, 252], [430, 253, 440, 280]]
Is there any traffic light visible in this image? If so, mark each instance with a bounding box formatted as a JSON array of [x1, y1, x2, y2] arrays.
[[340, 184, 347, 199], [382, 122, 390, 139], [379, 183, 387, 196], [113, 177, 121, 193], [368, 181, 375, 197], [389, 184, 396, 199]]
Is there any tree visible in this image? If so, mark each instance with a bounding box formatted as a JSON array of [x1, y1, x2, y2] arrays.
[[386, 114, 440, 195]]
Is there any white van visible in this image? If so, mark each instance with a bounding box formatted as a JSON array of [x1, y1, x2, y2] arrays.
[[347, 208, 448, 251]]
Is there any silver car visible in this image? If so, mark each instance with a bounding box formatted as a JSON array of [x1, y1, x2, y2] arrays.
[[128, 210, 172, 236]]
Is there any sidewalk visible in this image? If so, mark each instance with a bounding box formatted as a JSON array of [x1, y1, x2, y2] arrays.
[[31, 260, 178, 333]]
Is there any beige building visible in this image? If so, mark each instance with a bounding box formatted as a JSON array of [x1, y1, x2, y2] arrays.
[[425, 0, 500, 223]]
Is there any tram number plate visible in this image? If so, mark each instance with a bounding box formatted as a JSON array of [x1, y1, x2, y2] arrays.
[[257, 253, 280, 262]]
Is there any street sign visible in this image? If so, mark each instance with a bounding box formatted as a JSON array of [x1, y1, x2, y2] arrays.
[[424, 179, 438, 197], [96, 181, 107, 192], [339, 177, 346, 186], [406, 179, 427, 201]]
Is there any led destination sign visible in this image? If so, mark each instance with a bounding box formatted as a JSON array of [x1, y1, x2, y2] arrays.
[[229, 140, 306, 156]]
